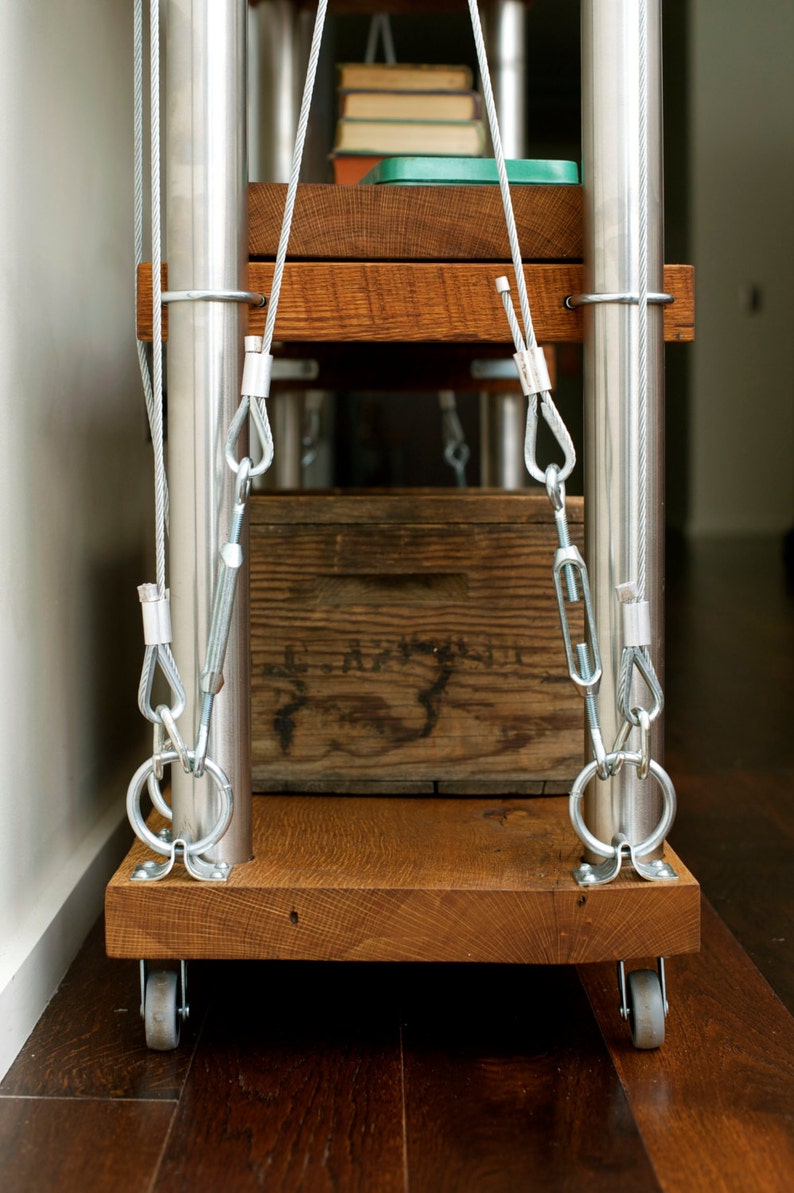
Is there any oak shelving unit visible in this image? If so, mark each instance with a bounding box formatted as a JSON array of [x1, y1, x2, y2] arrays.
[[108, 179, 698, 965]]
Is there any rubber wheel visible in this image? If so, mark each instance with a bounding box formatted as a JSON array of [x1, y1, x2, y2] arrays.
[[144, 969, 181, 1051], [626, 968, 665, 1050]]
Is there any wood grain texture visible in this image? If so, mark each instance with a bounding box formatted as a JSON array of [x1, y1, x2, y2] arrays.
[[249, 492, 583, 787], [137, 261, 695, 343], [0, 1098, 174, 1193], [402, 963, 661, 1192], [105, 796, 700, 964], [249, 183, 583, 260], [151, 961, 405, 1193], [580, 899, 794, 1193], [0, 920, 198, 1100]]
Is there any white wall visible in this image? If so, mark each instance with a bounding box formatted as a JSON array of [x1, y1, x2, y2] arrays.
[[0, 1, 150, 1077], [688, 0, 794, 536]]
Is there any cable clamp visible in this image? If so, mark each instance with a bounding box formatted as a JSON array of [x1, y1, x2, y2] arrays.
[[621, 599, 652, 648], [513, 346, 552, 397], [242, 345, 274, 400], [138, 583, 172, 646]]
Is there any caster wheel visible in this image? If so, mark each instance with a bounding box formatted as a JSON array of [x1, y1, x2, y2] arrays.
[[144, 969, 181, 1051], [626, 968, 665, 1050]]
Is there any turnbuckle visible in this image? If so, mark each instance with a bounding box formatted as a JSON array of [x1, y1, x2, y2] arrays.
[[194, 459, 252, 777], [552, 544, 602, 700]]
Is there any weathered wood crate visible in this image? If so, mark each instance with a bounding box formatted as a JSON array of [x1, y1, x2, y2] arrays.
[[249, 490, 584, 794]]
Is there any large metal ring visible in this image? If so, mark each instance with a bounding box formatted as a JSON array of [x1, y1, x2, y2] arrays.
[[569, 752, 676, 860], [127, 750, 233, 859]]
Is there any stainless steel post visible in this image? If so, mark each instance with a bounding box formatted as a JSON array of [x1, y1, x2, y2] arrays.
[[248, 0, 309, 490], [248, 0, 301, 183], [166, 0, 251, 862], [581, 0, 665, 852], [481, 0, 528, 488]]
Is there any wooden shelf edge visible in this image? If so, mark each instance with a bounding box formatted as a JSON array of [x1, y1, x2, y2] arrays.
[[137, 262, 694, 345], [105, 796, 700, 965]]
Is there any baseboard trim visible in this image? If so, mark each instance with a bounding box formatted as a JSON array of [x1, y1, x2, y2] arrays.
[[0, 803, 133, 1081]]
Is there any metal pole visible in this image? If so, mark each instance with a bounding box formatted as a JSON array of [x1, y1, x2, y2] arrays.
[[248, 0, 310, 490], [481, 0, 529, 488], [581, 0, 665, 852], [248, 0, 301, 183], [166, 0, 252, 863]]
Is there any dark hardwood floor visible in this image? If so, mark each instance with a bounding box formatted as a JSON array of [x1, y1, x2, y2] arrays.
[[2, 535, 792, 1192]]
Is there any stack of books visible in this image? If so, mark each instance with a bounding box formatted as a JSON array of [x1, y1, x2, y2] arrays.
[[331, 62, 485, 185]]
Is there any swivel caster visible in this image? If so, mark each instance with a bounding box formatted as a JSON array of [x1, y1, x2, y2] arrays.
[[618, 958, 667, 1050], [140, 960, 189, 1051]]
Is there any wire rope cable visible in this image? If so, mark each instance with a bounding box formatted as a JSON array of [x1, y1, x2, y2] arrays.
[[259, 0, 329, 359], [637, 0, 650, 601], [133, 0, 169, 551]]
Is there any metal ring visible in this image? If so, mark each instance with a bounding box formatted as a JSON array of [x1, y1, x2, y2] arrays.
[[564, 291, 674, 310], [161, 289, 266, 308], [569, 753, 676, 861], [127, 750, 234, 859]]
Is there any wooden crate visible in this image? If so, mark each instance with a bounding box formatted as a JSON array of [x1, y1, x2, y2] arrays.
[[249, 490, 584, 794]]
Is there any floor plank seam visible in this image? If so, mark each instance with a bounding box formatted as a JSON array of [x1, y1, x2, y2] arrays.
[[574, 966, 666, 1192], [0, 1094, 181, 1105], [398, 1014, 410, 1193]]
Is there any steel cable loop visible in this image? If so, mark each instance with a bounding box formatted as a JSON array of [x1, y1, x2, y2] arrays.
[[569, 754, 677, 861], [127, 751, 234, 860]]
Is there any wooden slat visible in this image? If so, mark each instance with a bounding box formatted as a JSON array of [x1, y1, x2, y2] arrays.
[[249, 183, 583, 260], [581, 900, 794, 1192], [137, 261, 695, 343], [249, 489, 581, 526], [105, 796, 700, 964], [249, 492, 582, 786]]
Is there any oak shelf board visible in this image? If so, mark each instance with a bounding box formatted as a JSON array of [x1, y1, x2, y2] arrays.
[[105, 795, 700, 965], [137, 261, 694, 344], [248, 183, 583, 261], [248, 489, 583, 526]]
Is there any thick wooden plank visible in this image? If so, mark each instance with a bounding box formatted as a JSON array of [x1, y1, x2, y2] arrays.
[[105, 796, 700, 964], [249, 489, 581, 526], [249, 493, 582, 786], [580, 900, 794, 1193], [0, 921, 198, 1100], [249, 182, 583, 260], [0, 1098, 174, 1193], [151, 961, 405, 1193], [402, 964, 661, 1192], [137, 261, 695, 343]]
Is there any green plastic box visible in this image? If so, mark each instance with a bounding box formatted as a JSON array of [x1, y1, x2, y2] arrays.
[[358, 156, 579, 185]]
